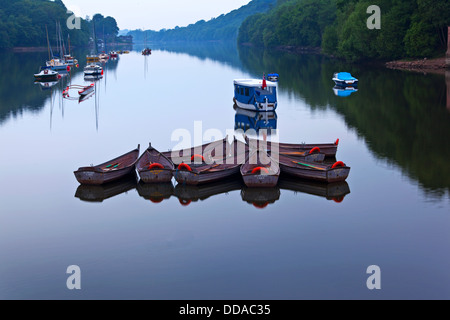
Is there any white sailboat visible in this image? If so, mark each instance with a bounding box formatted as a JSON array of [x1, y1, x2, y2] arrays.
[[46, 22, 71, 71]]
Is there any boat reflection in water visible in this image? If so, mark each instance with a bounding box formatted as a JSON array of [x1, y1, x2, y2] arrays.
[[278, 175, 351, 203], [75, 174, 138, 203], [172, 174, 350, 208], [174, 178, 243, 207], [137, 182, 175, 204], [333, 86, 358, 98], [234, 105, 277, 136], [241, 186, 281, 209], [34, 80, 59, 91], [84, 74, 104, 82]]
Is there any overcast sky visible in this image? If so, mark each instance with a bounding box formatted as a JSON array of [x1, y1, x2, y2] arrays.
[[62, 0, 252, 31]]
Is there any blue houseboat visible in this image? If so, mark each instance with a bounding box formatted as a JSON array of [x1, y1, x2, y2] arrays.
[[332, 72, 358, 87], [233, 78, 278, 112]]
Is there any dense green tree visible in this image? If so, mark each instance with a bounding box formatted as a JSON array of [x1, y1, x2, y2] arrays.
[[0, 0, 119, 48], [238, 0, 449, 61]]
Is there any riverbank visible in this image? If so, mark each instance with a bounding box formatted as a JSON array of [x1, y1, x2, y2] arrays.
[[386, 56, 448, 74], [12, 47, 49, 52]]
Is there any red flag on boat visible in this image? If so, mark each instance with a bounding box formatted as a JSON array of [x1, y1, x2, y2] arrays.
[[262, 73, 267, 90]]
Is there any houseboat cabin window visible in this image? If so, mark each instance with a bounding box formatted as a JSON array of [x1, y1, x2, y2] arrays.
[[245, 88, 249, 96], [240, 88, 244, 95]]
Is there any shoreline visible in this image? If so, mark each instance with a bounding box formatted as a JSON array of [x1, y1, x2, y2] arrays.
[[12, 47, 49, 52], [386, 57, 448, 75], [7, 44, 132, 53]]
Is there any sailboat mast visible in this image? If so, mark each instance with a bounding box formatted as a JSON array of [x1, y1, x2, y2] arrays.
[[93, 19, 98, 55], [68, 34, 71, 56], [46, 25, 51, 61], [59, 22, 65, 58], [55, 21, 58, 58]]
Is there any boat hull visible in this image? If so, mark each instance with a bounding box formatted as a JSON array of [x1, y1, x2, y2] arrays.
[[84, 71, 102, 76], [34, 75, 59, 82], [139, 169, 173, 184], [245, 138, 329, 161], [79, 86, 94, 96], [49, 65, 69, 71], [242, 173, 279, 188], [279, 163, 350, 183], [277, 143, 338, 158], [174, 167, 240, 186], [74, 166, 136, 185]]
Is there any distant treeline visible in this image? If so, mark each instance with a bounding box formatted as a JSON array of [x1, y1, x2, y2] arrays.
[[127, 0, 276, 42], [0, 0, 119, 48], [238, 0, 450, 60]]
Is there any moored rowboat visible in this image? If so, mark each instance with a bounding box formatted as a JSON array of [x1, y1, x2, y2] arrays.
[[74, 145, 140, 185], [245, 136, 326, 162], [78, 84, 95, 96], [277, 154, 350, 183], [246, 136, 339, 158], [162, 136, 230, 165], [136, 143, 175, 183], [173, 137, 245, 186], [240, 149, 280, 188]]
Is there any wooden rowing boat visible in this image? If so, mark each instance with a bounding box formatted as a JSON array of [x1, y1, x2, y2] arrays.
[[240, 149, 280, 188], [245, 136, 326, 162], [277, 140, 339, 158], [136, 143, 175, 183], [245, 136, 339, 158], [278, 175, 350, 203], [75, 174, 138, 202], [277, 154, 350, 183], [173, 137, 245, 186], [241, 186, 281, 209], [74, 145, 140, 185], [162, 136, 230, 165], [174, 178, 243, 206], [137, 181, 175, 203]]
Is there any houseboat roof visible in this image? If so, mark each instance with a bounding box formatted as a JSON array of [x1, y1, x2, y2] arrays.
[[234, 79, 277, 87], [334, 72, 357, 81]]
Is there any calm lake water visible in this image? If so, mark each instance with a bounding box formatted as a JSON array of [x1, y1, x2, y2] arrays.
[[0, 42, 449, 300]]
